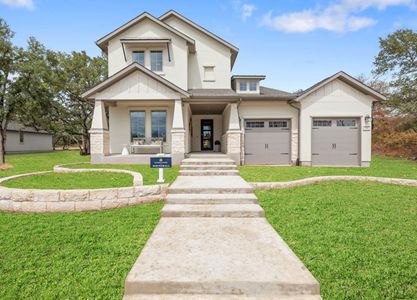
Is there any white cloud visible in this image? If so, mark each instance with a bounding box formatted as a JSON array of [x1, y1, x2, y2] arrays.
[[242, 4, 256, 21], [0, 0, 34, 9], [260, 0, 414, 33]]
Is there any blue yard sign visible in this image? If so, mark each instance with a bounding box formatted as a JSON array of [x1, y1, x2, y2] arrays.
[[150, 156, 172, 169]]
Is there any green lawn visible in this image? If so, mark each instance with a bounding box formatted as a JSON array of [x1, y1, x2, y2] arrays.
[[66, 163, 179, 185], [240, 156, 417, 182], [2, 172, 134, 189], [1, 151, 179, 187], [0, 203, 162, 299], [257, 182, 417, 299]]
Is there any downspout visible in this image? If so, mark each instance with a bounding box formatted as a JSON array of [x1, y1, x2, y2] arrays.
[[288, 100, 300, 166]]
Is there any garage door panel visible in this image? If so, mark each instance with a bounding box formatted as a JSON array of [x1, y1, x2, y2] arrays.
[[312, 118, 360, 166], [244, 119, 291, 165]]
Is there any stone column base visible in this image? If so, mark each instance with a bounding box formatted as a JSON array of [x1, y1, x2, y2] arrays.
[[90, 129, 109, 160], [225, 130, 242, 165], [171, 129, 185, 164]]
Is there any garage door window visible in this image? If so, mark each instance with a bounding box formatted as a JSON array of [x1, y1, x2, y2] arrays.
[[313, 120, 332, 127], [337, 119, 356, 127], [246, 121, 264, 128], [269, 121, 288, 128]]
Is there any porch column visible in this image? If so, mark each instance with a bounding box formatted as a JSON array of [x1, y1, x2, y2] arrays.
[[90, 99, 109, 163], [171, 99, 185, 163], [226, 103, 242, 164]]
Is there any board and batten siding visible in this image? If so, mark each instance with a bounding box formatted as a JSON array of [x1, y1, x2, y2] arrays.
[[5, 131, 52, 153], [238, 101, 299, 165], [299, 78, 373, 167]]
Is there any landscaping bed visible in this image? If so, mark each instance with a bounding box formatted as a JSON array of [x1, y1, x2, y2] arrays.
[[0, 203, 162, 299], [257, 181, 417, 299], [240, 156, 417, 182], [66, 163, 179, 185], [1, 171, 134, 189]]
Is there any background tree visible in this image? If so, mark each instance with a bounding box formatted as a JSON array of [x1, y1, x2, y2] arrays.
[[373, 29, 417, 120], [0, 19, 20, 164], [54, 51, 107, 155]]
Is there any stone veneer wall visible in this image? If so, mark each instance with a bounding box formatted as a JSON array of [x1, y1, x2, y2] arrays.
[[0, 165, 167, 213]]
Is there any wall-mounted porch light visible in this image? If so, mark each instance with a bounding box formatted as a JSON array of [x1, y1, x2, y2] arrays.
[[365, 115, 372, 123]]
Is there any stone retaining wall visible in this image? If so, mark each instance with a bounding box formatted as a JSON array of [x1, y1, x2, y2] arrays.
[[0, 166, 166, 213], [251, 176, 417, 190]]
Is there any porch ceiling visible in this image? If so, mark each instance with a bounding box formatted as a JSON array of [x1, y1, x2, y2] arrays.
[[190, 103, 227, 115]]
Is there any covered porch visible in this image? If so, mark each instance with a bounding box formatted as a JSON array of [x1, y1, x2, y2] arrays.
[[89, 99, 243, 165]]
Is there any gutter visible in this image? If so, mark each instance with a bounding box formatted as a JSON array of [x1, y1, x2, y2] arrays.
[[288, 100, 301, 166]]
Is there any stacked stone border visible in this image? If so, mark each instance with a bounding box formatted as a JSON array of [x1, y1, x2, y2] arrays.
[[0, 163, 167, 213], [250, 175, 417, 190]]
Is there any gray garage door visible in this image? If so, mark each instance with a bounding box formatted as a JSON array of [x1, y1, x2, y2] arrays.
[[244, 119, 291, 165], [312, 118, 360, 166]]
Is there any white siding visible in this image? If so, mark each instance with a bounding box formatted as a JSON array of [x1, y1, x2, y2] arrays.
[[299, 79, 373, 166], [5, 131, 52, 153], [107, 18, 189, 90], [238, 101, 299, 164], [163, 16, 232, 89]]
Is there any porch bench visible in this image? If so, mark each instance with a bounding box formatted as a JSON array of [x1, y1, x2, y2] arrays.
[[130, 144, 162, 154]]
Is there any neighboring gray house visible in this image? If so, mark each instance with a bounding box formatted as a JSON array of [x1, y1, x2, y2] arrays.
[[5, 121, 53, 153]]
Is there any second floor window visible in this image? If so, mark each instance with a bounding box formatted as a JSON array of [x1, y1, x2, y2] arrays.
[[239, 81, 247, 91], [249, 81, 257, 91], [132, 51, 145, 66], [150, 51, 163, 72]]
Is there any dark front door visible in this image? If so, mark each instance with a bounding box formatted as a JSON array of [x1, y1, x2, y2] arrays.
[[201, 119, 214, 151]]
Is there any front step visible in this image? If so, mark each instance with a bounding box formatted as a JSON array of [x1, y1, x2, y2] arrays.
[[168, 187, 254, 194], [180, 164, 237, 170], [179, 170, 239, 176], [166, 193, 258, 204], [162, 204, 264, 218], [181, 159, 236, 166], [125, 295, 322, 300]]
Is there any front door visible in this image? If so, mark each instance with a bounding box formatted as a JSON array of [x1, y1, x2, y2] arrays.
[[201, 119, 214, 151]]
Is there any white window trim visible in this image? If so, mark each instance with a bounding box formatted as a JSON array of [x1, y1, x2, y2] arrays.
[[203, 65, 216, 82]]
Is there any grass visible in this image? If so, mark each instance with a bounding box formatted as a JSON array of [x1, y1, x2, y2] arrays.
[[240, 156, 417, 182], [2, 172, 134, 189], [0, 151, 179, 188], [0, 203, 162, 299], [257, 181, 417, 299], [66, 163, 179, 185]]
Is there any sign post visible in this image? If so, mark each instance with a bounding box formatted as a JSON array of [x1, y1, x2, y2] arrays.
[[150, 154, 172, 183]]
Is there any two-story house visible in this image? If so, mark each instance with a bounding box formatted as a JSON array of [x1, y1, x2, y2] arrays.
[[82, 10, 385, 166]]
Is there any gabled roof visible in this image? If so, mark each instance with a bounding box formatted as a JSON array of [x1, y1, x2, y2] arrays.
[[96, 12, 195, 53], [7, 121, 50, 134], [295, 71, 386, 102], [82, 63, 190, 99], [232, 75, 266, 80], [159, 10, 239, 67]]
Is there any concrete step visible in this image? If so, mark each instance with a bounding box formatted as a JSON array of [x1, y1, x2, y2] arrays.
[[166, 193, 259, 204], [124, 218, 320, 298], [161, 204, 264, 218], [168, 176, 254, 194], [179, 170, 240, 176], [181, 158, 236, 166], [180, 164, 237, 170]]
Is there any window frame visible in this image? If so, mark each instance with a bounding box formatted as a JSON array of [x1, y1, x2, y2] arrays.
[[203, 66, 215, 82], [249, 81, 258, 91], [245, 121, 265, 129], [19, 130, 24, 143], [269, 120, 288, 128], [150, 50, 163, 72], [313, 120, 332, 127], [151, 110, 167, 142], [337, 119, 356, 127], [239, 81, 248, 92], [132, 50, 145, 66], [130, 111, 146, 143]]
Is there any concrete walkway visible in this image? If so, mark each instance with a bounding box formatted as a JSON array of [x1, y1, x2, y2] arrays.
[[124, 154, 321, 299]]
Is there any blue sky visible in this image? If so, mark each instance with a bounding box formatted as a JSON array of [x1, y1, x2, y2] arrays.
[[1, 0, 416, 91]]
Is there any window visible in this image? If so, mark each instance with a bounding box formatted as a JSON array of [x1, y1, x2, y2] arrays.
[[19, 130, 24, 143], [151, 111, 167, 142], [269, 121, 288, 128], [239, 81, 247, 91], [246, 121, 264, 128], [204, 66, 215, 81], [313, 120, 332, 127], [337, 119, 356, 127], [249, 81, 257, 91], [130, 111, 145, 142], [150, 51, 163, 72], [132, 51, 145, 66]]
